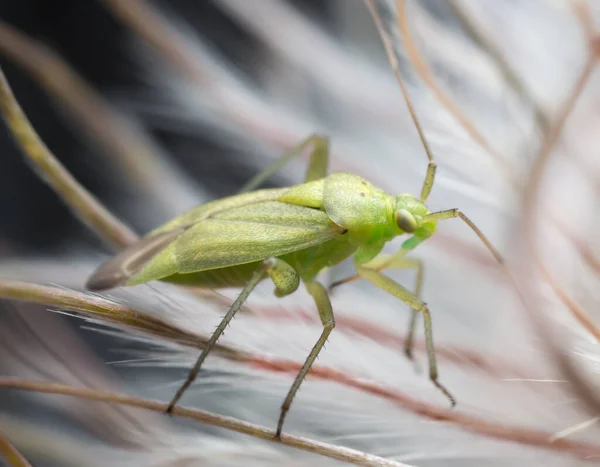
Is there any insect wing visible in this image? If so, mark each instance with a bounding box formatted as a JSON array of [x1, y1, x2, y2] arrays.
[[86, 228, 186, 290], [126, 201, 344, 284], [175, 201, 344, 272]]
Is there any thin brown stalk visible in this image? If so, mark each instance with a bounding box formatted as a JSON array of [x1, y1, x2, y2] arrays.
[[0, 279, 239, 361], [447, 0, 550, 132], [0, 428, 31, 467], [393, 0, 514, 177], [0, 378, 413, 467], [0, 68, 138, 249], [0, 19, 198, 218], [521, 54, 597, 216], [0, 277, 529, 381]]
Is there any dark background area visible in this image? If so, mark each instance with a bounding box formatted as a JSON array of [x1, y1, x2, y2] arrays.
[[0, 0, 333, 255]]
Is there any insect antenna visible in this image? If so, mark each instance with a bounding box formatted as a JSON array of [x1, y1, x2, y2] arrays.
[[364, 0, 436, 203], [365, 0, 505, 268]]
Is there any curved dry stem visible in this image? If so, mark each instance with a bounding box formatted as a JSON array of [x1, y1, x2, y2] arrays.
[[393, 0, 514, 178], [0, 279, 240, 361], [0, 428, 31, 467], [447, 0, 550, 132], [0, 276, 529, 381], [0, 19, 198, 218], [0, 68, 138, 249], [521, 54, 597, 216], [0, 378, 413, 467]]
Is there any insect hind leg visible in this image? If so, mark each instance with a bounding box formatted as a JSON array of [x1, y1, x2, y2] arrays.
[[166, 257, 299, 415], [276, 280, 334, 438]]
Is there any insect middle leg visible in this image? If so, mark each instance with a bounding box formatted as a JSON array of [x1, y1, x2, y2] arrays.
[[276, 280, 334, 438], [166, 257, 300, 414], [238, 133, 330, 193], [329, 254, 424, 366], [355, 264, 455, 407]]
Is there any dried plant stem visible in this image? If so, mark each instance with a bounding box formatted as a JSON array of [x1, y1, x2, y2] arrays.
[[0, 278, 530, 382], [0, 20, 198, 219], [0, 279, 240, 361], [0, 69, 138, 249], [0, 428, 31, 467], [0, 378, 413, 467]]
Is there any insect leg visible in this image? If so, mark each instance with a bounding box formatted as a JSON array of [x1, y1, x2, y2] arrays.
[[238, 134, 330, 193], [166, 257, 298, 414], [328, 236, 426, 291], [330, 253, 424, 367], [276, 280, 334, 438], [355, 264, 456, 407]]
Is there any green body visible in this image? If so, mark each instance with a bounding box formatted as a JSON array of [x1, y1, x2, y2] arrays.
[[125, 172, 436, 290]]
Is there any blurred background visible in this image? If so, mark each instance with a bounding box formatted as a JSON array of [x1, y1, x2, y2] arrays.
[[1, 1, 600, 466]]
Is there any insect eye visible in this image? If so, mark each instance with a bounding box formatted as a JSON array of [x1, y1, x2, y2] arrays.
[[396, 209, 417, 233]]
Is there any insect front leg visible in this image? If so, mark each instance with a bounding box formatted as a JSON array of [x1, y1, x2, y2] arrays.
[[166, 257, 299, 414], [238, 134, 330, 193], [276, 280, 334, 438], [355, 264, 456, 408]]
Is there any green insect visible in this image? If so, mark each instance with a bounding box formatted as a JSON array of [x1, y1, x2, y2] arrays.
[[86, 128, 504, 437]]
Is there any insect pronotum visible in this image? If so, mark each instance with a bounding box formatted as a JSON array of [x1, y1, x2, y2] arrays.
[[85, 6, 504, 439]]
